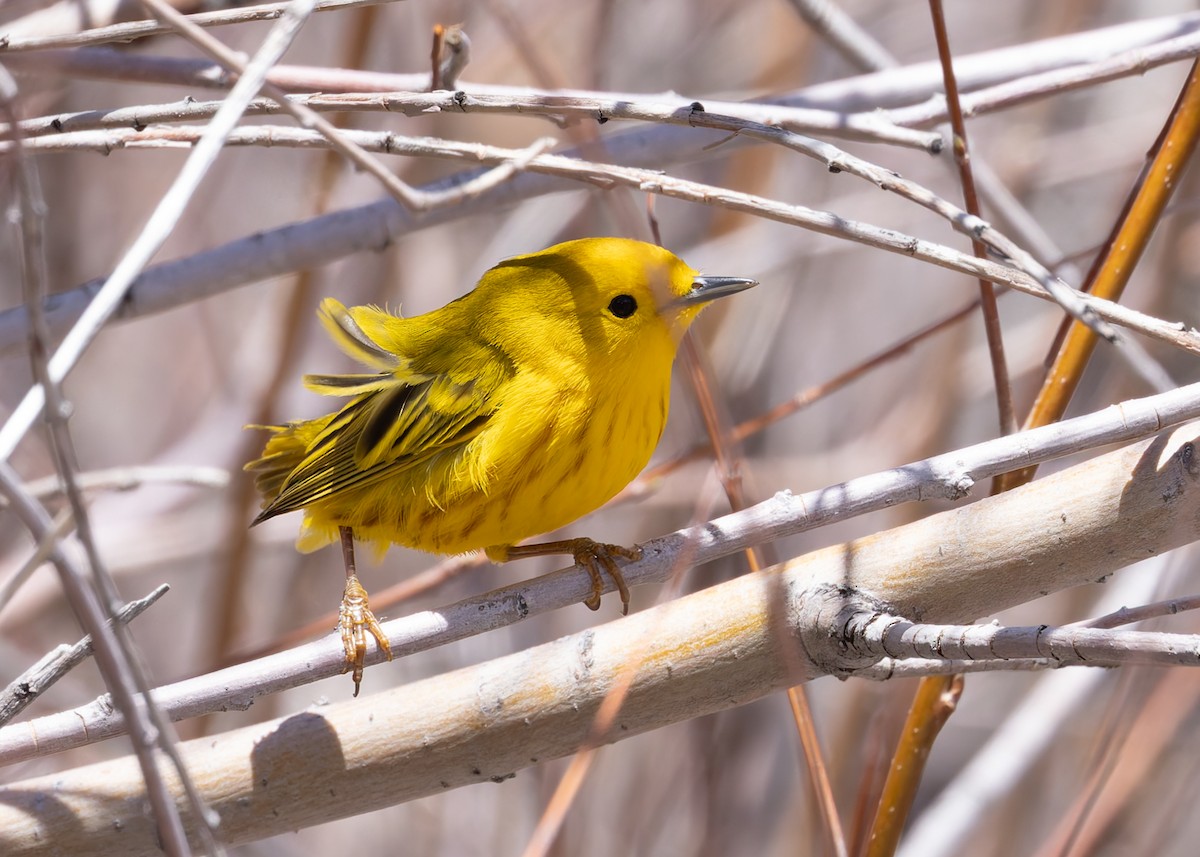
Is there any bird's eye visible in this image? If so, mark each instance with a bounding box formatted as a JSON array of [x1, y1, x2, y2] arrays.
[[607, 294, 638, 318]]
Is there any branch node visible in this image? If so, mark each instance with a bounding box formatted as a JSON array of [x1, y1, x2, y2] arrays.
[[794, 584, 892, 677]]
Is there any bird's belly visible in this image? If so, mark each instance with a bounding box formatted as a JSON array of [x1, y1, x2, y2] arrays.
[[410, 384, 668, 552], [299, 381, 669, 558], [440, 395, 663, 552]]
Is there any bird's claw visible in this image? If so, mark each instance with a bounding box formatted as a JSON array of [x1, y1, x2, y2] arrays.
[[573, 540, 641, 616], [339, 573, 393, 697]]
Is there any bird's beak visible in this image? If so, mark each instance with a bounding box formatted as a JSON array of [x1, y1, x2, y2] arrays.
[[674, 275, 758, 308]]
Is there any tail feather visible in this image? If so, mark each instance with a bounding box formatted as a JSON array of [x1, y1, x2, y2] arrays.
[[244, 420, 326, 521]]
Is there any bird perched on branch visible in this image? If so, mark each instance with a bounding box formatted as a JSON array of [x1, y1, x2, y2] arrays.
[[246, 237, 756, 693]]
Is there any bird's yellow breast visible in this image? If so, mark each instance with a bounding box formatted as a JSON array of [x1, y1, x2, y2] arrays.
[[248, 237, 755, 561], [296, 359, 671, 556]]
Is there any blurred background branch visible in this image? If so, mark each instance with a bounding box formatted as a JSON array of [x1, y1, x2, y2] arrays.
[[3, 2, 1200, 856]]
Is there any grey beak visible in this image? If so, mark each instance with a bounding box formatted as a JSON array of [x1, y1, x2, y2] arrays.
[[675, 275, 758, 308]]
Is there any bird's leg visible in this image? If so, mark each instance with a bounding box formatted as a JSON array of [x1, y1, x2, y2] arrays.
[[338, 526, 392, 696], [491, 538, 642, 615]]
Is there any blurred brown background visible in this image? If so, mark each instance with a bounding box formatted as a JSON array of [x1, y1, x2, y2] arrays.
[[2, 0, 1200, 854]]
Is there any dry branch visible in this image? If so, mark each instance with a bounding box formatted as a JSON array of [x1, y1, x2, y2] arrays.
[[2, 124, 1199, 374], [1, 418, 1198, 854], [0, 0, 393, 52], [2, 6, 1200, 854], [5, 381, 1200, 766], [7, 10, 1198, 100], [0, 584, 169, 725]]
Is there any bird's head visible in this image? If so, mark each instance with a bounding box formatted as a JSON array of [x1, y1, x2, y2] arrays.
[[477, 237, 756, 370]]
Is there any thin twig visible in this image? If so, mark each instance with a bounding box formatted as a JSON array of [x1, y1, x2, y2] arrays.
[[863, 6, 1013, 852], [999, 58, 1200, 491], [929, 0, 1015, 437], [864, 675, 964, 857], [0, 0, 327, 467], [0, 584, 170, 725], [0, 0, 393, 53], [429, 23, 445, 92], [680, 321, 847, 856], [12, 464, 229, 502], [847, 613, 1200, 667], [0, 508, 71, 611], [1, 63, 199, 856], [0, 89, 947, 153], [3, 382, 1200, 764], [1072, 593, 1200, 629], [788, 685, 850, 857], [785, 0, 899, 71], [888, 28, 1200, 129]]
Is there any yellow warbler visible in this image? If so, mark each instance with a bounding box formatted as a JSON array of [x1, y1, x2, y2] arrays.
[[246, 237, 755, 692]]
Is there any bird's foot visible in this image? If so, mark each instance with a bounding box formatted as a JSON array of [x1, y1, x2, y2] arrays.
[[494, 537, 641, 615], [338, 573, 393, 696]]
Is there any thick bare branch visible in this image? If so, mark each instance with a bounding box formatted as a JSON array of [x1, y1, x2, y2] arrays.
[[3, 385, 1200, 766], [1, 417, 1199, 853]]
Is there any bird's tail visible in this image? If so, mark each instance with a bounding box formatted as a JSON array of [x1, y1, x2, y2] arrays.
[[243, 420, 325, 518]]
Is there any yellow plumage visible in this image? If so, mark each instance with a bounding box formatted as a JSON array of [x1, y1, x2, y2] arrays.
[[246, 237, 754, 691]]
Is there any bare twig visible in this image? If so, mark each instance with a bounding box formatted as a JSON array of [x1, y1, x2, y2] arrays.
[[862, 8, 1000, 852], [13, 464, 229, 502], [3, 385, 1200, 765], [4, 127, 1197, 366], [0, 584, 170, 725], [888, 28, 1200, 129], [4, 426, 1200, 852], [0, 0, 394, 53], [0, 0, 324, 466], [3, 88, 939, 150], [846, 613, 1200, 668], [1073, 593, 1200, 629], [929, 0, 1014, 436], [864, 674, 963, 857], [1, 62, 198, 855], [0, 508, 71, 611], [785, 0, 899, 71]]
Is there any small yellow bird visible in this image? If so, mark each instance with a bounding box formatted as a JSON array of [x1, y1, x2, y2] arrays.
[[246, 237, 755, 693]]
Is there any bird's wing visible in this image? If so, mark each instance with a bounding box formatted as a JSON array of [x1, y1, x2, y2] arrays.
[[254, 300, 514, 520]]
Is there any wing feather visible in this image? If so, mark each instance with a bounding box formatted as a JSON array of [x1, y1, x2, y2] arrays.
[[317, 298, 400, 371], [252, 299, 514, 523]]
